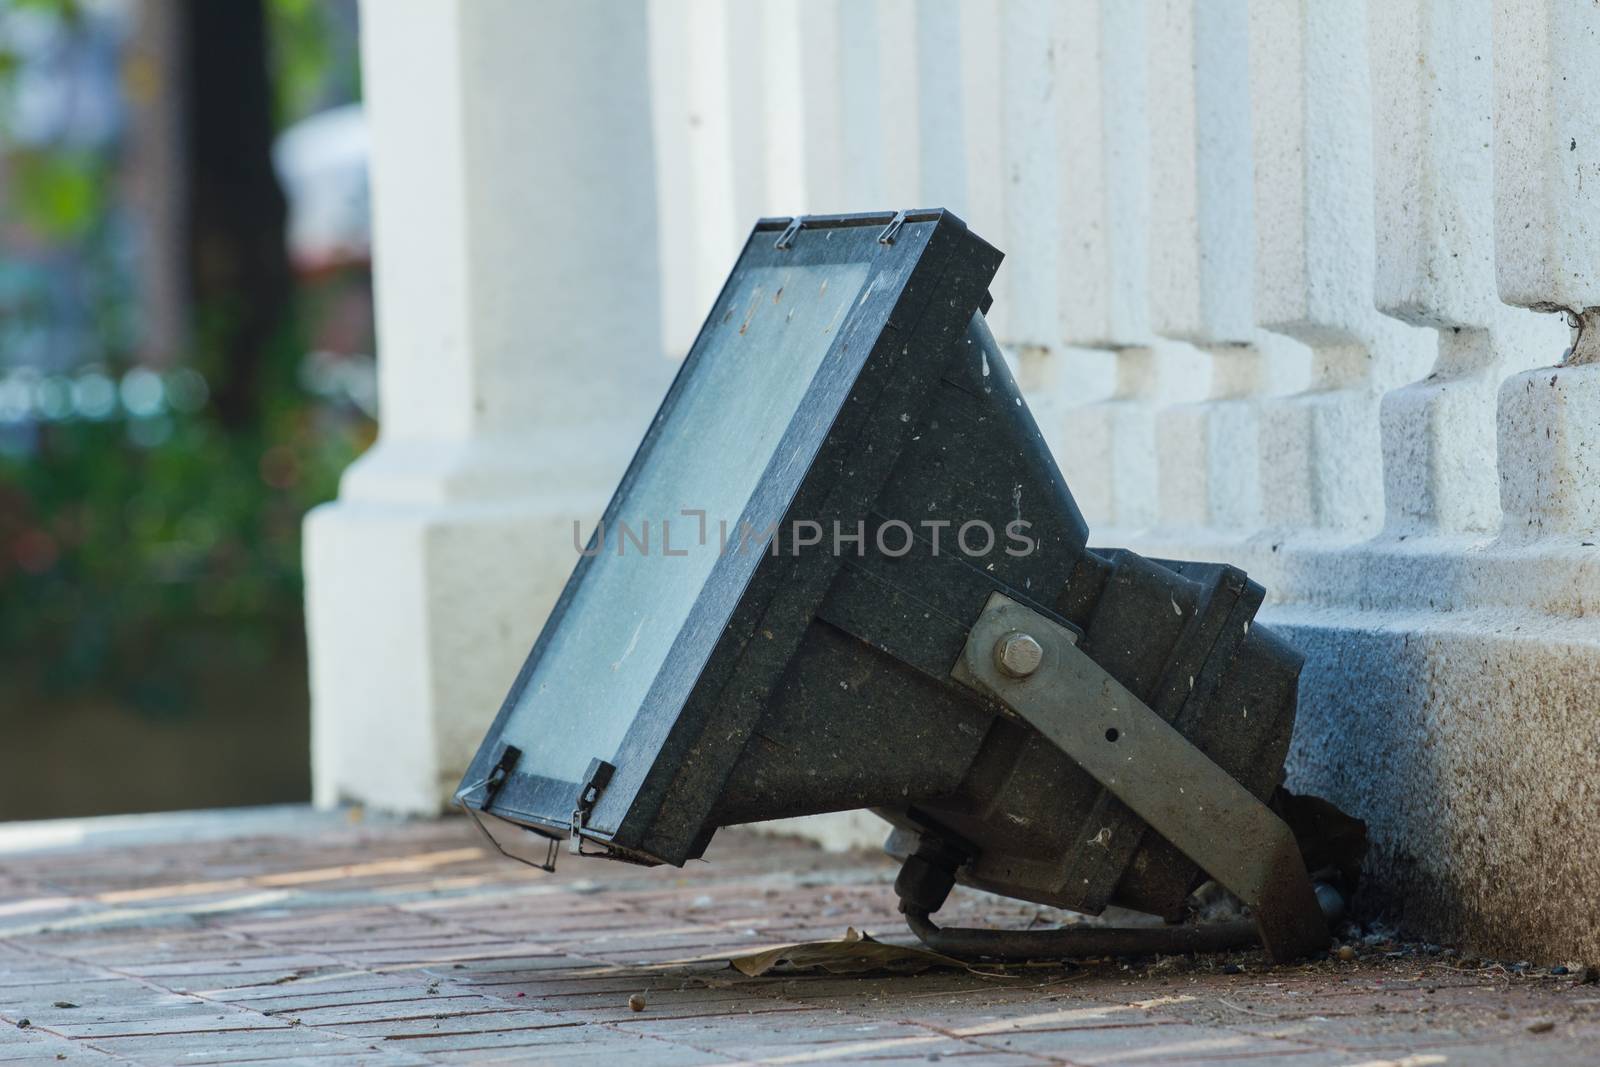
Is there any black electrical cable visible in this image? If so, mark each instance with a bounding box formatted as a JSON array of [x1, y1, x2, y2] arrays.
[[902, 882, 1346, 961]]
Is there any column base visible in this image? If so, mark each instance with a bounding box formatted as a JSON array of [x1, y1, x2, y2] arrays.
[[304, 443, 619, 815], [1275, 606, 1600, 962]]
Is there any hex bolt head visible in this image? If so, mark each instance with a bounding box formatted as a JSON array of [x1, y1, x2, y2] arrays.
[[994, 632, 1044, 678]]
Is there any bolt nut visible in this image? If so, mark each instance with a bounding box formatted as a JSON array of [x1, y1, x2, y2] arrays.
[[994, 632, 1043, 678]]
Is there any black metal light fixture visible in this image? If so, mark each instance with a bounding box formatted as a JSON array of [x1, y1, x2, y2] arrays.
[[458, 210, 1350, 962]]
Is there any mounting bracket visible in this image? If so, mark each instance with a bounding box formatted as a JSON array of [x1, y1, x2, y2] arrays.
[[948, 592, 1329, 962]]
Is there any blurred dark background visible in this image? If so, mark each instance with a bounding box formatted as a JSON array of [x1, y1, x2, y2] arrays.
[[0, 0, 374, 819]]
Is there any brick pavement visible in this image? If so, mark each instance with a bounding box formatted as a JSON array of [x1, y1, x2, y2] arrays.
[[0, 809, 1595, 1065]]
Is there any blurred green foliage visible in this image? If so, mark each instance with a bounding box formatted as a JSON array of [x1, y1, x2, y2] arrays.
[[270, 0, 345, 127], [9, 150, 98, 239], [0, 0, 372, 719], [0, 402, 370, 716]]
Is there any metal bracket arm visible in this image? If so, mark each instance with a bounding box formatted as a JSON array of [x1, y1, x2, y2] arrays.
[[951, 592, 1329, 962]]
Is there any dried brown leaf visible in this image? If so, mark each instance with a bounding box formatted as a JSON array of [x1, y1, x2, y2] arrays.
[[729, 927, 968, 977]]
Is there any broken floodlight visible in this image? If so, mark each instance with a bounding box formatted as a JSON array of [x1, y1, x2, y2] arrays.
[[458, 210, 1350, 962]]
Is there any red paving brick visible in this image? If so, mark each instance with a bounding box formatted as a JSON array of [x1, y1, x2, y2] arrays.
[[0, 810, 1596, 1065]]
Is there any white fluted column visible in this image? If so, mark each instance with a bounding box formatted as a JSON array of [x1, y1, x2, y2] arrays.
[[955, 0, 1010, 341], [996, 0, 1061, 356], [1045, 0, 1160, 533], [1248, 0, 1432, 536], [653, 0, 821, 357], [1493, 0, 1600, 543], [789, 0, 927, 213], [305, 0, 668, 813], [757, 1, 807, 213], [1146, 0, 1278, 535], [1369, 0, 1566, 537], [910, 0, 963, 212], [648, 0, 745, 357]]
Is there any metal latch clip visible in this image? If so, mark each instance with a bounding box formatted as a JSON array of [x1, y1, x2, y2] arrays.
[[877, 209, 908, 245], [569, 757, 616, 856], [455, 745, 562, 874], [774, 216, 804, 250]]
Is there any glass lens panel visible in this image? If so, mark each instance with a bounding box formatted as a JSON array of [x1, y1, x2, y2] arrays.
[[501, 261, 873, 782]]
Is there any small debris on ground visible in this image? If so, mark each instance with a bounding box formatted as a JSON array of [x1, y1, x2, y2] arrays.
[[1336, 945, 1357, 961], [52, 1001, 77, 1009], [730, 927, 970, 977], [1528, 1020, 1556, 1033], [627, 993, 647, 1012]]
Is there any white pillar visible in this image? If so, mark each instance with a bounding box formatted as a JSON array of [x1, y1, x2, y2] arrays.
[[875, 0, 922, 206], [1369, 0, 1565, 536], [1493, 2, 1600, 314], [1047, 0, 1160, 533], [1146, 0, 1278, 535], [652, 0, 817, 358], [993, 0, 1061, 359], [1493, 0, 1600, 543], [957, 0, 1010, 342], [824, 0, 918, 209], [1056, 0, 1148, 353], [912, 0, 964, 212], [790, 0, 1006, 338], [795, 3, 846, 213], [648, 0, 742, 358], [1148, 0, 1251, 346], [758, 0, 807, 214], [1247, 0, 1432, 535], [305, 0, 667, 813], [792, 0, 923, 212]]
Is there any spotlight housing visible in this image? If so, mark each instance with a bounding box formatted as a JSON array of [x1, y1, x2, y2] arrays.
[[459, 210, 1341, 961]]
